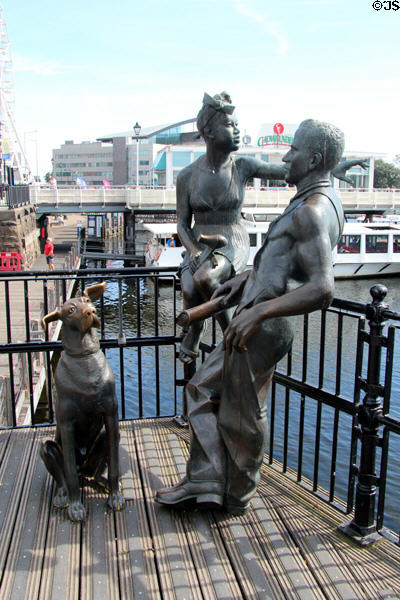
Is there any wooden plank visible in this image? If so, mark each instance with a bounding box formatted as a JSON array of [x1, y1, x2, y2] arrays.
[[38, 508, 63, 600], [304, 534, 359, 600], [20, 427, 80, 600], [152, 429, 220, 600], [24, 458, 54, 600], [0, 429, 36, 577], [117, 422, 161, 599], [136, 422, 203, 600], [164, 432, 244, 600], [0, 429, 11, 462], [247, 495, 325, 599], [80, 489, 93, 600], [42, 512, 81, 600], [257, 460, 400, 600], [0, 428, 46, 599], [81, 488, 120, 600], [330, 533, 400, 600]]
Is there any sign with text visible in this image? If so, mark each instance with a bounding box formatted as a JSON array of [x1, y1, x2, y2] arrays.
[[257, 123, 298, 148], [0, 138, 11, 159]]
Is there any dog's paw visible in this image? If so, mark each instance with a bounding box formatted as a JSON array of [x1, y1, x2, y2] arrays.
[[67, 501, 87, 522], [53, 486, 69, 508], [107, 491, 125, 512]]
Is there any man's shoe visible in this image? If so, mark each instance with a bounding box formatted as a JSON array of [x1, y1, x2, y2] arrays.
[[224, 498, 250, 516], [155, 477, 224, 509]]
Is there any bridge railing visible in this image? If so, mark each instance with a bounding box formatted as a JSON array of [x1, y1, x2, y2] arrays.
[[27, 185, 400, 211], [0, 267, 399, 545]]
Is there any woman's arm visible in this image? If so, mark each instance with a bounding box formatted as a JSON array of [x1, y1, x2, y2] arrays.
[[237, 156, 286, 182], [176, 168, 202, 257]]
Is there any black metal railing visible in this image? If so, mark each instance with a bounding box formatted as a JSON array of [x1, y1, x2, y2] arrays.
[[0, 266, 182, 427], [0, 267, 399, 545], [265, 285, 400, 546]]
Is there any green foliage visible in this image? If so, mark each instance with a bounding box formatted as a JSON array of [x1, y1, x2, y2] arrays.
[[44, 172, 52, 183], [374, 160, 400, 189]]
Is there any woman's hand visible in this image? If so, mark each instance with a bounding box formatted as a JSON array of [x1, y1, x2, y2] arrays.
[[211, 270, 250, 308], [188, 250, 203, 272]]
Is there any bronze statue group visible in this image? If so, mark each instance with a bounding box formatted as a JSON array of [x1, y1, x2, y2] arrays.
[[41, 91, 364, 521], [156, 92, 349, 515]]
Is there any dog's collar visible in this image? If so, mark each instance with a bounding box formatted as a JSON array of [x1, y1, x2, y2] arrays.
[[63, 349, 99, 358]]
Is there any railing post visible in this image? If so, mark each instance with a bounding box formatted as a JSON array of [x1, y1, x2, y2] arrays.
[[339, 284, 388, 546]]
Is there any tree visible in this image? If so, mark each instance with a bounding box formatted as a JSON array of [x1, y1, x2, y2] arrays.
[[373, 159, 400, 189], [44, 172, 52, 183]]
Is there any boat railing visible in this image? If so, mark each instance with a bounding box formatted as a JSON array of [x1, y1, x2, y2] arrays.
[[0, 266, 399, 546]]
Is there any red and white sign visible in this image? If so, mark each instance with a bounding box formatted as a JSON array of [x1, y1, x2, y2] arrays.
[[273, 123, 284, 135]]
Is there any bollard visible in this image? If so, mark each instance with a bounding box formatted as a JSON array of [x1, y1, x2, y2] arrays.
[[338, 284, 388, 546]]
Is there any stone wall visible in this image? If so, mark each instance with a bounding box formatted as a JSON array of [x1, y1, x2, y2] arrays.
[[0, 206, 40, 269]]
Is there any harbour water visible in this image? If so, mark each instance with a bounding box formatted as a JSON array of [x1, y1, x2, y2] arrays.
[[99, 266, 400, 533]]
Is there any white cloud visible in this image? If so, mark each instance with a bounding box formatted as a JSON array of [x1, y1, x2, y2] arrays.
[[13, 53, 87, 76], [233, 1, 290, 55]]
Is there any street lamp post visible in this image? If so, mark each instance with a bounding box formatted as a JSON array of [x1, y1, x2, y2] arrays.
[[133, 122, 141, 188]]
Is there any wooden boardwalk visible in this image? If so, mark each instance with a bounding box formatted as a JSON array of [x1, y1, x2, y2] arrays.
[[0, 418, 399, 600]]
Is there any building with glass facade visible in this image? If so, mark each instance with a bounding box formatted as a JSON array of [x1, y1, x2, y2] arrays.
[[52, 119, 199, 186], [52, 119, 384, 189]]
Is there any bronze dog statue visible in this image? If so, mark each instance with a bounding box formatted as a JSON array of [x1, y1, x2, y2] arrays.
[[40, 282, 125, 522]]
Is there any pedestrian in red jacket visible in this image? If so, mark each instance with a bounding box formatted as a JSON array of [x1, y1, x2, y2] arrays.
[[44, 238, 54, 271]]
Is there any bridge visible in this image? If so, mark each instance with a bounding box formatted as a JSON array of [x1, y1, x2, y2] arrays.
[[19, 185, 400, 215]]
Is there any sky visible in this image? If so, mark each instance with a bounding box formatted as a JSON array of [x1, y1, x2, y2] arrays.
[[3, 0, 400, 178]]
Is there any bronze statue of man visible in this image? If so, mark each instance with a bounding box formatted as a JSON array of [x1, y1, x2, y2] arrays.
[[156, 119, 345, 515]]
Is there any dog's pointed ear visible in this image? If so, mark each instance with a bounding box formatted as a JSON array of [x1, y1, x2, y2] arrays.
[[41, 309, 61, 330], [83, 281, 106, 302]]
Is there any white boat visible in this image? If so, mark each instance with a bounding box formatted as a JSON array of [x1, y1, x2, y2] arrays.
[[333, 221, 400, 278], [144, 223, 184, 268], [143, 211, 400, 279]]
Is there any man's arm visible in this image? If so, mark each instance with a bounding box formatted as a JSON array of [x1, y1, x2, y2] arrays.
[[223, 198, 336, 352]]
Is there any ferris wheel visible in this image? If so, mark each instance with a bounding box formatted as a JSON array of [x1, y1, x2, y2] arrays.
[[0, 6, 31, 182]]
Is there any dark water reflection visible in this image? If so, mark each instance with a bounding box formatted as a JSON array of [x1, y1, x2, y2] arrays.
[[101, 271, 182, 419]]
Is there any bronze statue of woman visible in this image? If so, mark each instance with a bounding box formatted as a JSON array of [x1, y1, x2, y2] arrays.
[[177, 91, 365, 363]]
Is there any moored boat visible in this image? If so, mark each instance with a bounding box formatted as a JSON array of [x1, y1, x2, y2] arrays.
[[143, 211, 400, 279]]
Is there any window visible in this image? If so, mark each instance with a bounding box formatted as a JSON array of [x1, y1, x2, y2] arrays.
[[393, 236, 400, 253], [249, 233, 257, 247], [338, 235, 361, 254], [173, 152, 191, 167], [366, 235, 388, 253]]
